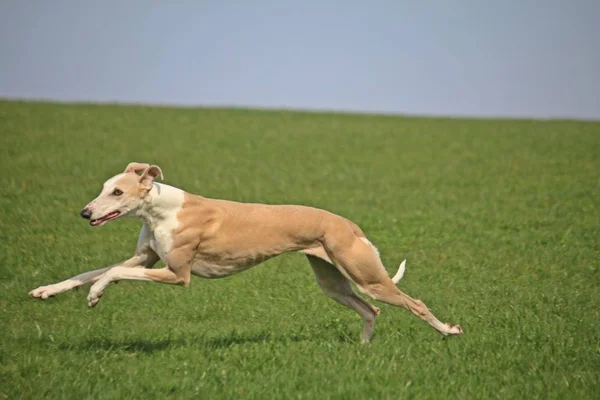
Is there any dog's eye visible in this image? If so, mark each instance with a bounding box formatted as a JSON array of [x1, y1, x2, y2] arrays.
[[112, 188, 123, 196]]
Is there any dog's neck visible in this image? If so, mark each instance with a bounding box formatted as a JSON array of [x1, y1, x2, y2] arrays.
[[135, 182, 185, 229]]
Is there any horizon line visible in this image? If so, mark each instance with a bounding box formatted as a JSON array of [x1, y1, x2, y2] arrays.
[[1, 96, 598, 123]]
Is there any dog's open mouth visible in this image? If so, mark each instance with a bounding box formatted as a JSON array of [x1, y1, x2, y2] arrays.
[[90, 211, 121, 226]]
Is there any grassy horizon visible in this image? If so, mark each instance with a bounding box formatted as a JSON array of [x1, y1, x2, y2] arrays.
[[1, 100, 598, 399]]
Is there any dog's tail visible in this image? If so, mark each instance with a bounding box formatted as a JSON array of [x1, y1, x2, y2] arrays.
[[391, 259, 406, 284]]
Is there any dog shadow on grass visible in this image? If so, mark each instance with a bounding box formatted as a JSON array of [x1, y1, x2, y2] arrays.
[[57, 329, 355, 354]]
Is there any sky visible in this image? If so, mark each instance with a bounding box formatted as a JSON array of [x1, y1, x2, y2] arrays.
[[1, 1, 599, 120]]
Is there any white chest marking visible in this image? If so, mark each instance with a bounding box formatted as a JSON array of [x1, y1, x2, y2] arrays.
[[143, 184, 185, 262], [150, 222, 178, 261]]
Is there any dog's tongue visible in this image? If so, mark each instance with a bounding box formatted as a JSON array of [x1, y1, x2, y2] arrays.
[[90, 218, 104, 226], [90, 211, 119, 226]]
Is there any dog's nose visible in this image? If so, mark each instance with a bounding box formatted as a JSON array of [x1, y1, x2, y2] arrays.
[[80, 208, 92, 219]]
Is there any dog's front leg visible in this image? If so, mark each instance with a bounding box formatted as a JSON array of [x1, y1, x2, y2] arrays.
[[87, 265, 190, 307], [87, 245, 194, 307], [29, 253, 153, 300]]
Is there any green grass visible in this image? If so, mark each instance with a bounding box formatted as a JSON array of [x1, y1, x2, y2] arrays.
[[0, 100, 598, 399]]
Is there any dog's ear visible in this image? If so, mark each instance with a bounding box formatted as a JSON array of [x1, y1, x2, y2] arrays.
[[139, 165, 164, 190], [124, 162, 150, 175]]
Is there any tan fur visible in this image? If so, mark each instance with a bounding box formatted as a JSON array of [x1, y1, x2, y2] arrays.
[[29, 163, 463, 342], [118, 174, 144, 196]]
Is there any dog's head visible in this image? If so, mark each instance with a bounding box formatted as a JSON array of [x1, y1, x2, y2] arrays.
[[80, 162, 164, 227]]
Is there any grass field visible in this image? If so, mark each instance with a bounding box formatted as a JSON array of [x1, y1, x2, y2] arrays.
[[0, 100, 598, 399]]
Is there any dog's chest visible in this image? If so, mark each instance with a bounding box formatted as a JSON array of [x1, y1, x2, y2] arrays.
[[190, 259, 254, 278], [148, 218, 179, 262]]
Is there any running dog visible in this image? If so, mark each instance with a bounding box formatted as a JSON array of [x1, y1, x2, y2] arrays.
[[29, 162, 463, 342]]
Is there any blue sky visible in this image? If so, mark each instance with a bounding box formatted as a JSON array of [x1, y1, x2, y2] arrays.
[[1, 1, 599, 119]]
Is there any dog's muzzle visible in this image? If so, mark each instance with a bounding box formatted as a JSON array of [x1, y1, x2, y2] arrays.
[[80, 208, 92, 219]]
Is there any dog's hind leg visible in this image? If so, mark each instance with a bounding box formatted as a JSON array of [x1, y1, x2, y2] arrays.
[[323, 229, 462, 336], [307, 255, 380, 343]]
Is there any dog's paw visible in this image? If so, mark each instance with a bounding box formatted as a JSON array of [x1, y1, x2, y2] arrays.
[[29, 285, 59, 299], [447, 323, 463, 335], [87, 289, 103, 307]]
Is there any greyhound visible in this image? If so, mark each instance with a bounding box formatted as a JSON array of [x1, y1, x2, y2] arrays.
[[29, 162, 463, 342]]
